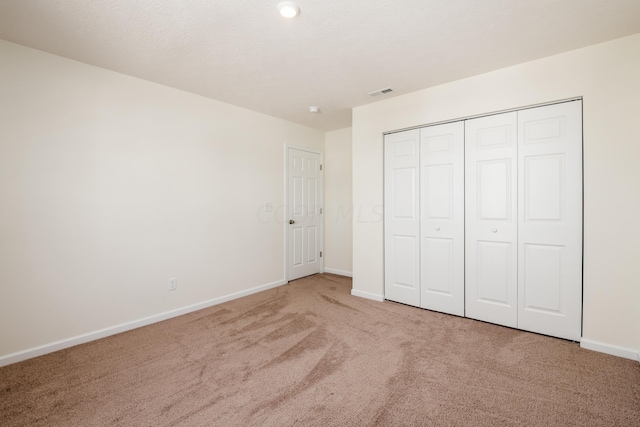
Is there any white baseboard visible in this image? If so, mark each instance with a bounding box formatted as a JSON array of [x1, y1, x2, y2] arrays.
[[351, 288, 385, 302], [9, 281, 637, 367], [0, 278, 287, 368], [580, 338, 639, 361], [324, 268, 353, 277]]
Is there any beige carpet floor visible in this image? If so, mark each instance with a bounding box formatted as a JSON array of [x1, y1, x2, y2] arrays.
[[1, 273, 639, 426]]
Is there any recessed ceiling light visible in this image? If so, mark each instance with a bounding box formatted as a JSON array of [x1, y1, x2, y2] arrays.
[[278, 2, 300, 18]]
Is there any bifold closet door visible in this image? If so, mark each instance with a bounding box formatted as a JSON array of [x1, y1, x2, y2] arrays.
[[465, 112, 518, 328], [384, 129, 420, 306], [517, 101, 582, 341], [420, 122, 464, 316]]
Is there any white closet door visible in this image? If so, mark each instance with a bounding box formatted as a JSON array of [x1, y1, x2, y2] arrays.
[[517, 101, 582, 340], [384, 129, 420, 306], [419, 122, 464, 316], [465, 112, 518, 328]]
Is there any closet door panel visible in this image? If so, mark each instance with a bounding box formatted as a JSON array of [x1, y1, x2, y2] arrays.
[[476, 241, 513, 305], [384, 129, 420, 306], [517, 101, 582, 340], [465, 112, 518, 328], [423, 237, 454, 294], [420, 122, 464, 316]]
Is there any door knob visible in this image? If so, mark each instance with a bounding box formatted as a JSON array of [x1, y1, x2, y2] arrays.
[[435, 227, 440, 231], [289, 220, 295, 224], [492, 228, 497, 233]]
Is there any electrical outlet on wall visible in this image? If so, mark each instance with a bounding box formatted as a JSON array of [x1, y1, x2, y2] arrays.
[[168, 277, 177, 291]]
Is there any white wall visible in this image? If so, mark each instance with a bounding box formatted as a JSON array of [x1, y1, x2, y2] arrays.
[[0, 40, 324, 362], [352, 33, 640, 357], [323, 128, 353, 276]]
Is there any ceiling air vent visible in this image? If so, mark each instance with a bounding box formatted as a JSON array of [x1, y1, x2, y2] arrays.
[[367, 87, 393, 97]]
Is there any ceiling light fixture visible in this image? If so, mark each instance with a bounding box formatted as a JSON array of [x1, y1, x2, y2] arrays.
[[278, 1, 300, 18], [308, 106, 320, 113]]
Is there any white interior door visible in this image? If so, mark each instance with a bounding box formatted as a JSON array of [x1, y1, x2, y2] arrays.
[[517, 101, 582, 340], [384, 129, 420, 306], [465, 112, 518, 328], [287, 147, 323, 281], [420, 122, 465, 316]]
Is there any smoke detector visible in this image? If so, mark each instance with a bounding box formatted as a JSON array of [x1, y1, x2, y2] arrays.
[[367, 87, 393, 97]]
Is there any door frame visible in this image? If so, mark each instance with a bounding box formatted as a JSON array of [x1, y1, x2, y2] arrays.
[[284, 145, 324, 282]]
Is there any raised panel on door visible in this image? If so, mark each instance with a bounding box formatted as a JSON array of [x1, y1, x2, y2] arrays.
[[393, 168, 417, 218], [384, 129, 420, 306], [292, 176, 304, 215], [465, 112, 518, 328], [477, 159, 512, 221], [307, 226, 318, 263], [423, 237, 453, 292], [476, 241, 513, 306], [288, 148, 323, 281], [292, 227, 303, 267], [392, 235, 419, 288], [307, 177, 318, 217], [517, 101, 582, 340], [523, 244, 564, 312], [420, 122, 464, 316]]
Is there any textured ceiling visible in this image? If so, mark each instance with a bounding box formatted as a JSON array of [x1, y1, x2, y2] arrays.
[[1, 1, 640, 131]]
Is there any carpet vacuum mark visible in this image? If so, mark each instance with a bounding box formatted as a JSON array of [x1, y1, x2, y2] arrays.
[[1, 274, 639, 426]]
